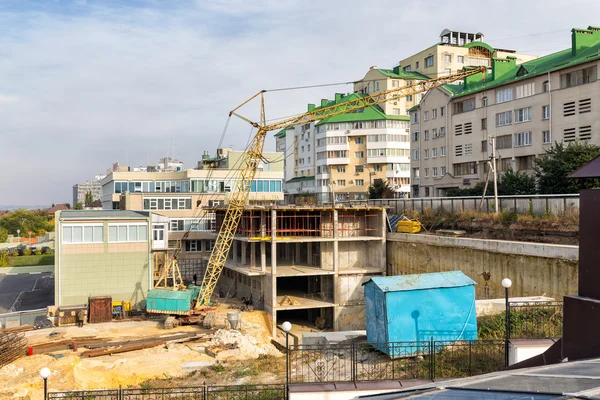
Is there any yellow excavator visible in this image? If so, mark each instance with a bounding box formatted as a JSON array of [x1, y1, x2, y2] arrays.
[[146, 66, 486, 326]]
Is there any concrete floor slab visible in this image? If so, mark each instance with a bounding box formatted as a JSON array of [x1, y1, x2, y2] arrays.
[[276, 291, 335, 310]]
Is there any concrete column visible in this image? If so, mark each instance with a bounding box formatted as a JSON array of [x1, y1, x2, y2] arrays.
[[271, 209, 277, 275], [295, 243, 301, 265], [261, 242, 266, 272], [307, 242, 313, 266], [241, 242, 247, 265], [250, 242, 256, 269], [232, 241, 238, 263], [260, 212, 266, 238]]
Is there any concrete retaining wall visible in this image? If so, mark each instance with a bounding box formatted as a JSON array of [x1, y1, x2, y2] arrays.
[[387, 233, 578, 299]]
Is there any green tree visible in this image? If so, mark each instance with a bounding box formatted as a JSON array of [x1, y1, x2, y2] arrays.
[[0, 227, 7, 243], [0, 209, 53, 236], [535, 141, 600, 194], [498, 169, 537, 195], [368, 180, 394, 199], [74, 202, 84, 210], [84, 191, 94, 206]]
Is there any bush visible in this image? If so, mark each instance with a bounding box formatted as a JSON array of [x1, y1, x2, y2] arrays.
[[0, 251, 9, 267], [35, 249, 42, 255], [23, 247, 32, 256], [44, 248, 53, 255], [210, 364, 225, 373], [499, 210, 518, 227], [11, 250, 19, 257]]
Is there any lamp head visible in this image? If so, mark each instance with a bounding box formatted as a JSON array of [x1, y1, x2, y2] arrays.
[[282, 321, 292, 332], [501, 278, 512, 289], [40, 367, 51, 379]]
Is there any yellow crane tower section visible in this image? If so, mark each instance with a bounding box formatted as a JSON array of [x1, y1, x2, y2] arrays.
[[196, 66, 486, 308]]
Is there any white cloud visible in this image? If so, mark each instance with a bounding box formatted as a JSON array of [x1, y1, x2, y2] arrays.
[[0, 0, 597, 205]]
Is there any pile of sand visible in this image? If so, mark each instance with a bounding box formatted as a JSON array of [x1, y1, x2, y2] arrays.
[[209, 329, 281, 360]]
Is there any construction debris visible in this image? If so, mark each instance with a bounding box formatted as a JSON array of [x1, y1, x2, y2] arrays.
[[279, 296, 300, 306], [0, 332, 27, 368], [80, 332, 204, 357], [206, 329, 281, 360]]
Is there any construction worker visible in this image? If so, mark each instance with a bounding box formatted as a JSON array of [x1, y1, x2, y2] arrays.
[[193, 273, 197, 286], [77, 309, 85, 328]]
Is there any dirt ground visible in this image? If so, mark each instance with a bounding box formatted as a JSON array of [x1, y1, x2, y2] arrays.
[[0, 305, 281, 400]]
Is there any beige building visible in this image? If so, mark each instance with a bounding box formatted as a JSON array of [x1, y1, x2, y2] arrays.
[[100, 149, 284, 277], [399, 29, 537, 79], [54, 210, 168, 308], [411, 26, 600, 197]]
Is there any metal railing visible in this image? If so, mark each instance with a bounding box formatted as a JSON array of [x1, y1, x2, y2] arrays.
[[370, 194, 580, 216], [48, 384, 286, 400], [509, 301, 563, 339], [0, 308, 47, 330], [289, 339, 506, 383]]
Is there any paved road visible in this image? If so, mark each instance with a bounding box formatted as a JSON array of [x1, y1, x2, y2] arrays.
[[0, 273, 53, 313]]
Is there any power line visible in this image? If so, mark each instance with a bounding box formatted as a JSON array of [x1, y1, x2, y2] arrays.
[[265, 81, 353, 93]]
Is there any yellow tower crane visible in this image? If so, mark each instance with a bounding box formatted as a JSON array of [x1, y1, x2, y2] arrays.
[[195, 66, 486, 309]]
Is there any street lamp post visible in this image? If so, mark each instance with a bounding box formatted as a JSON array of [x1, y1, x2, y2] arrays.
[[16, 229, 20, 240], [282, 321, 292, 398], [40, 367, 50, 400], [502, 278, 512, 367], [363, 164, 372, 201]]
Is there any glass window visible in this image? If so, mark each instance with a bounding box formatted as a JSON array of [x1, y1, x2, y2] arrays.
[[129, 226, 138, 241], [72, 226, 83, 243], [84, 226, 93, 242], [118, 226, 127, 241], [63, 226, 72, 243], [109, 226, 117, 242], [94, 226, 103, 242]]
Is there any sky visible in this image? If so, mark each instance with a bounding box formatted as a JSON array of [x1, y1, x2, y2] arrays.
[[0, 0, 598, 206]]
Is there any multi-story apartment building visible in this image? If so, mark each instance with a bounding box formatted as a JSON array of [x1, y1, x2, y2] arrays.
[[399, 29, 537, 78], [100, 149, 284, 276], [411, 26, 600, 197], [72, 175, 105, 207]]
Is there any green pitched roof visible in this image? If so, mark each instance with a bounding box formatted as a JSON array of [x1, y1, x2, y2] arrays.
[[314, 92, 409, 126], [454, 30, 600, 99], [376, 68, 430, 81], [407, 104, 420, 112], [274, 126, 293, 138], [286, 176, 315, 183]]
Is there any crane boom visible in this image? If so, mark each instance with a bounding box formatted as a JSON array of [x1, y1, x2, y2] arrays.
[[196, 66, 486, 308]]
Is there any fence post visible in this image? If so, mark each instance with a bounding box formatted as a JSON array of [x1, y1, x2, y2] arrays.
[[351, 342, 357, 382], [468, 341, 472, 376], [391, 342, 395, 380], [430, 338, 435, 380]]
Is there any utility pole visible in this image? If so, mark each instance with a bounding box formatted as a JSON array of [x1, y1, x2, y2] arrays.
[[491, 136, 499, 215]]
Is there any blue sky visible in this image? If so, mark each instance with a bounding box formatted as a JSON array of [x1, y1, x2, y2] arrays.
[[0, 0, 598, 205]]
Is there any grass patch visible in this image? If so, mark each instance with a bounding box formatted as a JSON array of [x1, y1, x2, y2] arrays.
[[7, 254, 54, 267]]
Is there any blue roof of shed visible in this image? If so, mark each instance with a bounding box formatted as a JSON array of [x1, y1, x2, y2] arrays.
[[363, 271, 476, 293]]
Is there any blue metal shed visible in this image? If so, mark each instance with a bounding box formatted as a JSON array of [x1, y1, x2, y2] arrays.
[[363, 271, 477, 357]]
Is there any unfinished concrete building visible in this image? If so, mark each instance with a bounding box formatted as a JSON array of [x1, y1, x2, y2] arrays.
[[215, 205, 387, 336]]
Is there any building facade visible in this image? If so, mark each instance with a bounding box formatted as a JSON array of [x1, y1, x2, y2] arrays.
[[410, 26, 600, 197], [72, 175, 105, 207], [54, 210, 168, 308]]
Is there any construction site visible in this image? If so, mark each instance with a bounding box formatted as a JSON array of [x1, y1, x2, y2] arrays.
[[214, 205, 387, 336]]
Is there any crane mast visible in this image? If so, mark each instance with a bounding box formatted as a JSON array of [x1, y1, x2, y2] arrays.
[[196, 66, 486, 308]]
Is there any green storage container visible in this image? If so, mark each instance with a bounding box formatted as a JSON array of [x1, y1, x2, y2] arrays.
[[146, 289, 192, 315]]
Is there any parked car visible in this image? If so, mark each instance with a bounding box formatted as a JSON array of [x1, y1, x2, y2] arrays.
[[29, 247, 37, 254]]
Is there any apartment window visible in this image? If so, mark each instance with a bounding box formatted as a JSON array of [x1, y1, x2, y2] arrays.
[[412, 168, 420, 178], [375, 81, 380, 91], [406, 95, 413, 102], [307, 144, 311, 151], [457, 56, 464, 63], [354, 165, 363, 173], [481, 118, 487, 130], [301, 146, 304, 152], [374, 164, 383, 172], [63, 224, 104, 244], [543, 130, 551, 144], [206, 240, 214, 251], [393, 108, 401, 115], [453, 162, 477, 176], [404, 65, 411, 72], [453, 98, 475, 114], [496, 111, 513, 126], [432, 148, 438, 158], [415, 61, 420, 69], [392, 80, 399, 88], [424, 130, 430, 140], [424, 149, 429, 159], [413, 149, 420, 160], [425, 55, 434, 68], [433, 167, 438, 177], [337, 166, 346, 173], [517, 155, 534, 171], [560, 66, 597, 88], [514, 131, 532, 147], [354, 137, 364, 144], [514, 107, 532, 123], [441, 146, 446, 156], [185, 240, 202, 252], [542, 105, 550, 119], [431, 109, 437, 119], [440, 127, 446, 137], [445, 68, 452, 76], [108, 224, 148, 243], [354, 151, 364, 158], [496, 134, 513, 150], [425, 187, 430, 197], [432, 128, 438, 138], [336, 180, 346, 186], [143, 197, 192, 211], [412, 131, 420, 142], [543, 80, 550, 92], [441, 166, 447, 175], [515, 82, 535, 99], [440, 106, 446, 117], [444, 54, 452, 63], [482, 96, 488, 107], [356, 179, 365, 186], [481, 140, 488, 152], [496, 88, 513, 103], [425, 168, 429, 177], [424, 111, 429, 121]]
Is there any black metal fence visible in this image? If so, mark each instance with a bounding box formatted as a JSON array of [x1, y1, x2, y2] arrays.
[[289, 339, 506, 383], [509, 301, 563, 339], [48, 385, 285, 400]]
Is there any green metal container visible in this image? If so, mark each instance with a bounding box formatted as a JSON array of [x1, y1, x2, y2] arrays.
[[146, 289, 192, 315]]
